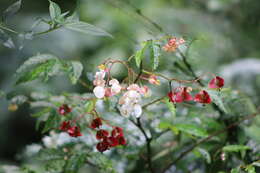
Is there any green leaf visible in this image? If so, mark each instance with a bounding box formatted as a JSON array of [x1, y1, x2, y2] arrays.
[[10, 95, 28, 105], [49, 0, 61, 20], [63, 21, 112, 37], [37, 148, 65, 161], [64, 154, 87, 173], [0, 29, 15, 48], [135, 41, 150, 68], [231, 168, 240, 173], [2, 0, 22, 21], [158, 122, 179, 134], [222, 145, 250, 152], [163, 97, 176, 119], [16, 59, 60, 85], [174, 123, 208, 137], [206, 89, 228, 113], [42, 111, 60, 133], [150, 41, 161, 70], [16, 54, 58, 74], [85, 99, 97, 113], [245, 165, 256, 173], [197, 148, 211, 163], [67, 61, 83, 84]]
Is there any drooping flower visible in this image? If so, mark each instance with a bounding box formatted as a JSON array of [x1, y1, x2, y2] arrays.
[[111, 127, 124, 137], [59, 121, 71, 131], [208, 76, 224, 89], [96, 130, 109, 140], [168, 87, 193, 103], [58, 104, 72, 115], [107, 136, 119, 147], [117, 136, 127, 145], [67, 126, 82, 137], [96, 140, 110, 152], [109, 79, 122, 95], [194, 90, 211, 104], [93, 86, 105, 99], [91, 118, 102, 129]]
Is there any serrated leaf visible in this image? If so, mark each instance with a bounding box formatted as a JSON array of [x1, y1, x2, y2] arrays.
[[174, 123, 208, 137], [64, 154, 86, 173], [2, 0, 22, 21], [64, 21, 112, 37], [135, 41, 150, 68], [67, 61, 83, 84], [37, 148, 64, 161], [222, 145, 250, 152], [31, 108, 51, 118], [150, 41, 161, 70], [16, 54, 58, 74], [163, 97, 176, 119], [16, 59, 59, 85], [49, 0, 61, 20], [197, 148, 211, 163]]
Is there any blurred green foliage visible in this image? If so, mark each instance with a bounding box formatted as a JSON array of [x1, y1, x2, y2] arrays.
[[0, 0, 260, 173]]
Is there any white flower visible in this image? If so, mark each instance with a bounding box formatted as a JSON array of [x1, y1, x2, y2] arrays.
[[93, 86, 105, 99], [132, 104, 142, 118], [109, 79, 121, 94], [95, 70, 106, 79]]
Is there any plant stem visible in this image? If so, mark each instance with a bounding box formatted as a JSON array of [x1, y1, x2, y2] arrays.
[[131, 117, 154, 173], [0, 24, 19, 34], [161, 111, 259, 173]]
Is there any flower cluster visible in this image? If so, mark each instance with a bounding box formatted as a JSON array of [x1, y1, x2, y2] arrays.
[[163, 37, 185, 52], [119, 84, 149, 118], [168, 76, 224, 104], [59, 121, 82, 137], [90, 118, 126, 152], [93, 65, 122, 99], [93, 65, 151, 118], [58, 105, 82, 137]]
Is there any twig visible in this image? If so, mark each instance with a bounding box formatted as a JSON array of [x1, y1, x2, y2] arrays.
[[161, 112, 259, 173], [130, 118, 154, 173]]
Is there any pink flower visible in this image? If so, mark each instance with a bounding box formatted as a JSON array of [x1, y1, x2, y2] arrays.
[[194, 90, 211, 104], [208, 76, 224, 89]]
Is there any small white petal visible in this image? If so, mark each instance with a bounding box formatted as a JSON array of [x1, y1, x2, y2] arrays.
[[93, 86, 105, 99], [133, 104, 142, 118], [111, 83, 121, 94], [109, 79, 119, 85]]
